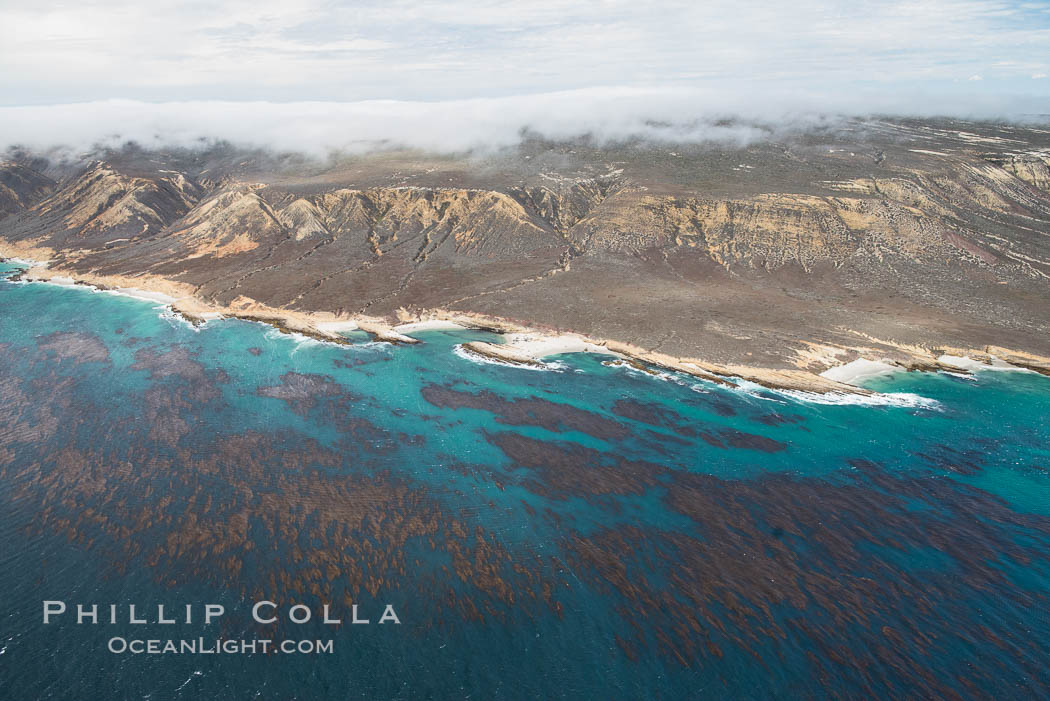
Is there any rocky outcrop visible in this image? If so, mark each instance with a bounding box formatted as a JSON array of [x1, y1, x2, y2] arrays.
[[169, 188, 283, 259], [988, 151, 1050, 192], [510, 174, 622, 235], [313, 187, 557, 259], [574, 191, 951, 270]]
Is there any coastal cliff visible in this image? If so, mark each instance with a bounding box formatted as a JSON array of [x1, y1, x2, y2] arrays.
[[3, 117, 1050, 386]]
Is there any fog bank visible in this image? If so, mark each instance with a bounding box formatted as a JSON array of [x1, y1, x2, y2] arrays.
[[2, 87, 1047, 157]]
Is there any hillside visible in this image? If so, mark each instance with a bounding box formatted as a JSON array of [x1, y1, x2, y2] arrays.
[[3, 117, 1050, 379]]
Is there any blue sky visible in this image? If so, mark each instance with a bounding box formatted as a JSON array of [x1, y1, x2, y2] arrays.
[[0, 1, 1048, 150]]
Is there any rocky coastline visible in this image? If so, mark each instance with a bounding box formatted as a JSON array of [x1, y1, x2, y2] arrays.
[[5, 249, 1048, 398]]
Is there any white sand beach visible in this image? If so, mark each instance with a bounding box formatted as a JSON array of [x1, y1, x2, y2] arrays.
[[392, 320, 467, 334], [819, 358, 902, 385], [937, 354, 1029, 372], [315, 320, 360, 333], [107, 287, 178, 305], [501, 333, 614, 358]]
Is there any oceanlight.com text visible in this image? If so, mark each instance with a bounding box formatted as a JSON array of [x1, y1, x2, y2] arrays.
[[107, 637, 334, 655]]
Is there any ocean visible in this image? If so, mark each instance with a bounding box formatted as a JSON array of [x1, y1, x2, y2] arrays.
[[1, 260, 1049, 699]]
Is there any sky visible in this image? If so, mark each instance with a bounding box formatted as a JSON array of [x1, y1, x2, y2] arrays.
[[0, 0, 1048, 152]]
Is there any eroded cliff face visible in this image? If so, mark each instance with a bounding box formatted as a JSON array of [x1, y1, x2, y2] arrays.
[[2, 161, 201, 245], [2, 117, 1049, 366], [991, 151, 1050, 193], [573, 191, 944, 270], [569, 158, 1050, 279]]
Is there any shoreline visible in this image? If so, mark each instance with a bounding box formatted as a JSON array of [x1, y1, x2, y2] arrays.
[[3, 254, 1049, 395]]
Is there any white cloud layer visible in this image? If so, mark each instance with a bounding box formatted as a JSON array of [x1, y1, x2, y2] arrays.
[[1, 87, 1047, 156], [1, 1, 1048, 152]]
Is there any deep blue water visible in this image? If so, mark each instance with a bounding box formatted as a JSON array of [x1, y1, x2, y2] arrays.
[[1, 260, 1049, 699]]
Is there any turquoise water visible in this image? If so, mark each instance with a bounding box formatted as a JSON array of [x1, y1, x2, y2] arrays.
[[1, 260, 1049, 699]]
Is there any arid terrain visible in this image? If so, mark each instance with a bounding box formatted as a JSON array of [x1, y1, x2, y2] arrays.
[[3, 117, 1050, 387]]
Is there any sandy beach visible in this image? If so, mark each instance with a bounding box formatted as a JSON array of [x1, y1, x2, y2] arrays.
[[0, 240, 56, 267], [40, 275, 77, 286], [392, 319, 468, 334], [501, 333, 614, 358], [820, 358, 903, 385], [937, 354, 1030, 373], [105, 288, 179, 305], [315, 320, 360, 333]]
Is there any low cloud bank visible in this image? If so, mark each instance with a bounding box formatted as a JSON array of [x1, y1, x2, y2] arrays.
[[1, 87, 1045, 157]]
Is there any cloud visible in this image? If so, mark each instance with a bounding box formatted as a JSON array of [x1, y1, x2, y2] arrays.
[[0, 87, 1045, 157], [3, 1, 1049, 105], [0, 1, 1048, 153], [0, 91, 773, 154]]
